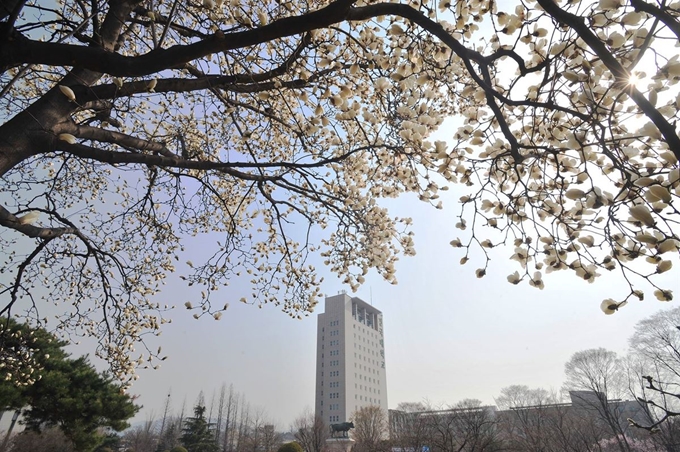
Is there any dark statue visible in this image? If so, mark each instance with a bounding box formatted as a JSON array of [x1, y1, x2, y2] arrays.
[[329, 421, 354, 438]]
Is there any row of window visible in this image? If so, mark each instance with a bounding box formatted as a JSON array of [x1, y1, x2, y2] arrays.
[[330, 403, 339, 411], [354, 362, 382, 373], [330, 320, 340, 326], [330, 392, 340, 399], [355, 383, 381, 394], [353, 333, 381, 348], [329, 381, 339, 388], [353, 322, 380, 337], [330, 350, 339, 356], [330, 340, 339, 346], [355, 395, 379, 403], [330, 330, 339, 336], [329, 415, 340, 422], [355, 352, 378, 365], [356, 373, 379, 384]]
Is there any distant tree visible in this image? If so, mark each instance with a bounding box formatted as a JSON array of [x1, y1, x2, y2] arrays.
[[9, 427, 77, 452], [156, 418, 182, 452], [221, 386, 241, 452], [180, 405, 219, 452], [494, 386, 561, 452], [122, 418, 158, 452], [595, 434, 659, 452], [259, 424, 282, 452], [93, 433, 122, 452], [628, 307, 680, 431], [564, 348, 633, 452], [622, 307, 680, 451], [292, 409, 327, 452], [352, 406, 388, 452], [425, 399, 502, 452], [278, 442, 304, 452], [389, 402, 430, 452], [170, 447, 188, 452]]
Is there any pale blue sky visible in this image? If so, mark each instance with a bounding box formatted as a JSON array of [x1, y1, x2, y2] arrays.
[[123, 181, 679, 429]]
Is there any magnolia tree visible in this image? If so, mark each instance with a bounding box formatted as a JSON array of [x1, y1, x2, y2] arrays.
[[0, 0, 679, 382]]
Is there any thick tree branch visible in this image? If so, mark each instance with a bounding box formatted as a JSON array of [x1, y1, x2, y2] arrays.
[[0, 0, 356, 75], [0, 205, 79, 239], [74, 125, 174, 157]]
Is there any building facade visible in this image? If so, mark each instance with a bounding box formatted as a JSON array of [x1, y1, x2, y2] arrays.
[[315, 293, 388, 425]]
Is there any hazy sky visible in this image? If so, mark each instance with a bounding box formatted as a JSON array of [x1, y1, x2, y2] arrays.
[[121, 176, 679, 430]]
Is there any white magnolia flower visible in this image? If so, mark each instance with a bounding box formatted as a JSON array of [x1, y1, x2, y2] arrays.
[[657, 239, 679, 254], [629, 205, 655, 227], [598, 0, 622, 10], [506, 271, 521, 285], [600, 299, 626, 315], [654, 290, 673, 302], [565, 189, 585, 200], [58, 133, 77, 144], [647, 185, 671, 203], [528, 271, 544, 290], [58, 85, 76, 101], [657, 260, 673, 273], [17, 211, 40, 225]]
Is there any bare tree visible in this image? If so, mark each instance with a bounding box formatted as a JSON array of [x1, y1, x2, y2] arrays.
[[122, 417, 158, 452], [625, 307, 680, 449], [564, 349, 633, 452], [223, 386, 240, 452], [389, 402, 430, 452], [425, 400, 501, 452], [293, 408, 328, 452], [495, 386, 562, 452], [261, 424, 283, 452], [352, 406, 388, 452]]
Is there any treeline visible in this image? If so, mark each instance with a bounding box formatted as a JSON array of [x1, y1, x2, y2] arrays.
[[123, 385, 284, 452], [386, 306, 680, 452]]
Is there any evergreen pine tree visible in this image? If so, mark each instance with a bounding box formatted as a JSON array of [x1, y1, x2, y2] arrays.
[[180, 405, 218, 452]]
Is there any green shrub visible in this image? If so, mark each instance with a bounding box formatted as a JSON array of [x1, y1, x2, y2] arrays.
[[277, 442, 304, 452]]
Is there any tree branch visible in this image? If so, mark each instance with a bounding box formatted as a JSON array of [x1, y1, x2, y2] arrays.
[[0, 0, 356, 75]]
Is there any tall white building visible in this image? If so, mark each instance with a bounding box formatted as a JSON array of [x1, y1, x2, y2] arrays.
[[315, 293, 388, 425]]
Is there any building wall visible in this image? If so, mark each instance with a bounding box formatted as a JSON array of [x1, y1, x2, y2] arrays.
[[315, 293, 388, 426]]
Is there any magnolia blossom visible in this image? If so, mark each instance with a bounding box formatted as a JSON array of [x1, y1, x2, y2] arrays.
[[599, 299, 626, 315], [58, 85, 76, 101], [58, 133, 77, 144], [654, 290, 673, 302], [17, 211, 40, 225], [506, 271, 521, 285]]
